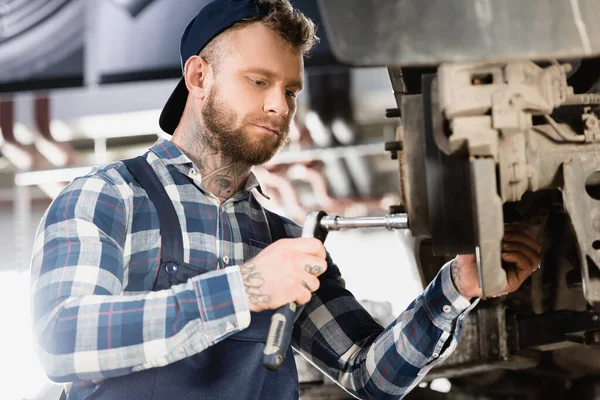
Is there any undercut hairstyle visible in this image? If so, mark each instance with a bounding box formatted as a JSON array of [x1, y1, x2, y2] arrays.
[[200, 0, 319, 71]]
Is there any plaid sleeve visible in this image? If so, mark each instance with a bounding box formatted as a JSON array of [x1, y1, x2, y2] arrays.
[[30, 172, 250, 384], [292, 258, 477, 399]]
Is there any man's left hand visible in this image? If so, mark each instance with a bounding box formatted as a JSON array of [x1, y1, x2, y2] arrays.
[[451, 223, 543, 300]]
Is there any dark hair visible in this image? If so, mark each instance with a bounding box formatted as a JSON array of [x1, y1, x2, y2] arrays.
[[254, 0, 319, 55], [200, 0, 319, 69]]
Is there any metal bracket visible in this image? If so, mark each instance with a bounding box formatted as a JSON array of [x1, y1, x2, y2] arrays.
[[470, 158, 506, 297], [562, 157, 600, 306]]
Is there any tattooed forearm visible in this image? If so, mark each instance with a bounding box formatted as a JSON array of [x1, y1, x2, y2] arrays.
[[240, 263, 271, 305], [451, 258, 465, 296], [305, 264, 322, 275]]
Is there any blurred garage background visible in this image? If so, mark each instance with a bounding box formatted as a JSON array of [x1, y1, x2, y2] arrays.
[[0, 1, 437, 399]]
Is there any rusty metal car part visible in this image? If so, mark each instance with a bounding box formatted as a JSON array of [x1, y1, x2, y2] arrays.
[[426, 304, 600, 380], [394, 61, 600, 304], [436, 61, 600, 304]]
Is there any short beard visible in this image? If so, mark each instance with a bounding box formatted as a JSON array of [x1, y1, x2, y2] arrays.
[[201, 86, 289, 165]]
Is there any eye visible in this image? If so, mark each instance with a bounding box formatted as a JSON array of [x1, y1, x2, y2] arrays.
[[250, 78, 267, 87], [286, 89, 297, 98]]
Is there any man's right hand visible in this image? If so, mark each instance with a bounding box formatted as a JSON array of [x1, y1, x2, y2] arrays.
[[240, 238, 328, 313]]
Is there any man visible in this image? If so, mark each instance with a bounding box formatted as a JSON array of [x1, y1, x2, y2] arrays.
[[30, 1, 542, 399]]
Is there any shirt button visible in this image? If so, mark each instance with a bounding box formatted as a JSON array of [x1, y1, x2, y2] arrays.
[[432, 353, 439, 359], [443, 305, 452, 313], [222, 255, 230, 264], [165, 263, 178, 275], [225, 322, 235, 332]]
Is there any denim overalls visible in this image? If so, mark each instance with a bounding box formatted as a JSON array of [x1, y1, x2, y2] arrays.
[[88, 156, 299, 399]]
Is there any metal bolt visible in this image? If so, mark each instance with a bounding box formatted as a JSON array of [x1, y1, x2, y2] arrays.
[[593, 315, 599, 322], [586, 118, 598, 128]]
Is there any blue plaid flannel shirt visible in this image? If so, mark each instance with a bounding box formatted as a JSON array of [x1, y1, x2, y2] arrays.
[[30, 139, 477, 399]]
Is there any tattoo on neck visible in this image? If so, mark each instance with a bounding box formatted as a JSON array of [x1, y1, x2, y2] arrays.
[[240, 262, 271, 306], [201, 162, 245, 202], [171, 106, 253, 202]]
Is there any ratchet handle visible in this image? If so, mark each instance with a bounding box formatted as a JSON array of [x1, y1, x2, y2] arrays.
[[263, 211, 329, 370], [263, 302, 297, 371]]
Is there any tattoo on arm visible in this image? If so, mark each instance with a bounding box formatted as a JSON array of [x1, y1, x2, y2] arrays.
[[240, 263, 271, 305], [305, 264, 322, 275], [451, 259, 464, 295]]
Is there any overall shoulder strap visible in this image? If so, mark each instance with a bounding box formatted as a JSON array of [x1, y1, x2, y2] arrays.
[[122, 156, 184, 265], [264, 208, 288, 243]]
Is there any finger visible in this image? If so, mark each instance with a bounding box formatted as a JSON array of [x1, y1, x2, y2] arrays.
[[301, 273, 321, 293], [503, 263, 534, 292], [296, 284, 313, 305], [502, 241, 540, 267], [298, 255, 328, 277], [503, 232, 542, 254], [288, 238, 327, 259], [301, 280, 312, 292], [502, 253, 535, 291], [502, 252, 537, 276], [503, 268, 530, 292]]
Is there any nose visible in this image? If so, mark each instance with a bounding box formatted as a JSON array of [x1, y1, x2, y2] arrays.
[[263, 87, 290, 118]]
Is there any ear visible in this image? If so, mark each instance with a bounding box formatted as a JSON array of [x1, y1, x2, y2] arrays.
[[184, 55, 211, 100]]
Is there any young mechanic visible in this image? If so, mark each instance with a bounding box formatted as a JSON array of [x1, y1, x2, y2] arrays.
[[30, 1, 542, 399]]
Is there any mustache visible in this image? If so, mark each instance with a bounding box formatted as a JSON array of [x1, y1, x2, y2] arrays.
[[247, 118, 289, 132]]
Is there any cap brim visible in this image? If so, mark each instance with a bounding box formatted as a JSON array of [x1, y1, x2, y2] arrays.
[[159, 78, 188, 135]]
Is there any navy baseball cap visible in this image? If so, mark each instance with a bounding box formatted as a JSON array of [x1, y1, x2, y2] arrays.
[[159, 0, 271, 134]]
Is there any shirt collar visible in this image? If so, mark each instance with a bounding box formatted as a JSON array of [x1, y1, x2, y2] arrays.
[[148, 138, 270, 199]]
